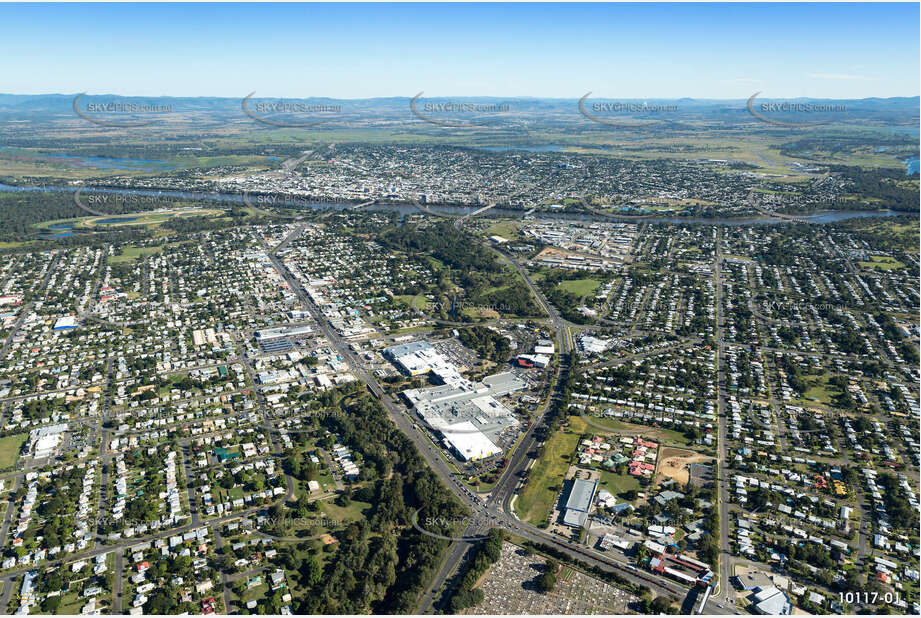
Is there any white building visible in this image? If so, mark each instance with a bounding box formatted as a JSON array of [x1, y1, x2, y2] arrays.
[[441, 422, 501, 461]]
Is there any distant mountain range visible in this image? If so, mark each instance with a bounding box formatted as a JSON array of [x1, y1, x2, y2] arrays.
[[0, 93, 917, 126]]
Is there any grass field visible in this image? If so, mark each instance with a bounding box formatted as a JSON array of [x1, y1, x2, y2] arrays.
[[516, 416, 587, 525], [0, 433, 28, 469], [109, 245, 163, 263], [785, 372, 842, 406], [859, 255, 906, 271], [598, 469, 641, 502], [392, 294, 418, 307], [215, 486, 245, 503], [486, 220, 521, 241], [315, 497, 372, 525], [85, 209, 224, 227], [557, 278, 601, 297], [579, 414, 695, 448], [33, 208, 226, 234], [296, 440, 337, 491]]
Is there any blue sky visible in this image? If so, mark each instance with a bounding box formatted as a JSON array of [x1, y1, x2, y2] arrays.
[[1, 3, 917, 98]]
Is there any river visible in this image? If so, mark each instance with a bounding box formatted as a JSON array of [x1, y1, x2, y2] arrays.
[[0, 182, 903, 227]]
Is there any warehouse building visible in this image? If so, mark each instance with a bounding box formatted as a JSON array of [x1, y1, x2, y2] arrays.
[[384, 340, 458, 378], [563, 478, 598, 527], [29, 423, 68, 459], [255, 325, 313, 340], [441, 421, 502, 461], [53, 316, 79, 331]]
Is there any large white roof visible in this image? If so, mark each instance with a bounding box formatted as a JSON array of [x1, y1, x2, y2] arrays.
[[441, 421, 500, 461]]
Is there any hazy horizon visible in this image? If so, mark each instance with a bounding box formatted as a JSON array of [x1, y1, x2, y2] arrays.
[[3, 93, 920, 100]]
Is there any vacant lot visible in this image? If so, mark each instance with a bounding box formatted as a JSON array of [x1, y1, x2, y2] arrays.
[[791, 372, 841, 406], [579, 413, 694, 447], [110, 245, 164, 263], [557, 278, 601, 297], [516, 416, 587, 526], [487, 220, 520, 241], [859, 255, 905, 271], [598, 469, 641, 502], [655, 447, 712, 487], [0, 433, 28, 469]]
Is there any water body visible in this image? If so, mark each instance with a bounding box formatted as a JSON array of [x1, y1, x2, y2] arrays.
[[44, 154, 177, 172], [884, 126, 921, 138], [877, 128, 920, 175], [477, 145, 563, 152], [0, 182, 902, 227], [96, 217, 140, 224], [39, 222, 77, 239], [0, 148, 178, 173]]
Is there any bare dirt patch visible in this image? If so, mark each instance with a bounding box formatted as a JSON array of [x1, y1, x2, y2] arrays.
[[319, 533, 338, 545], [655, 447, 713, 486]]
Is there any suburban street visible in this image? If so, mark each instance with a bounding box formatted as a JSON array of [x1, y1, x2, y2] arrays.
[[260, 223, 739, 615]]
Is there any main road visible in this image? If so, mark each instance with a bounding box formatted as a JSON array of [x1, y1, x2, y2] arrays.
[[259, 229, 739, 613], [712, 228, 736, 613]]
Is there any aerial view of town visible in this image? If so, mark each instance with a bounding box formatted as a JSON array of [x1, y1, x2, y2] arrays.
[[0, 2, 917, 616]]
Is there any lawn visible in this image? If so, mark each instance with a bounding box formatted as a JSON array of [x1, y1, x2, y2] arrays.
[[293, 441, 336, 493], [579, 414, 694, 448], [84, 209, 225, 228], [598, 469, 641, 502], [460, 305, 500, 319], [0, 432, 28, 469], [859, 255, 906, 271], [486, 220, 520, 241], [557, 278, 601, 297], [215, 486, 246, 503], [793, 373, 841, 406], [315, 497, 372, 526], [234, 581, 269, 607], [516, 416, 587, 526], [109, 245, 163, 264], [392, 294, 420, 308], [55, 589, 87, 615]]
